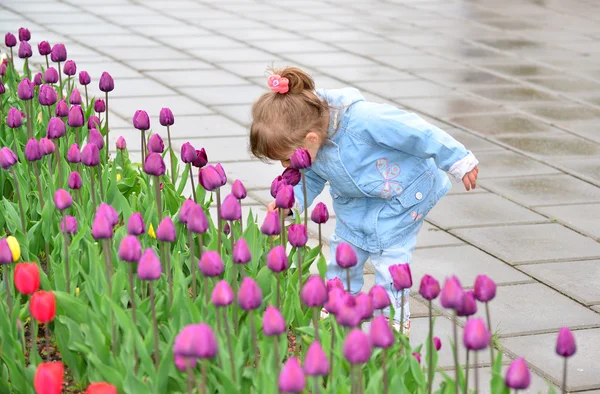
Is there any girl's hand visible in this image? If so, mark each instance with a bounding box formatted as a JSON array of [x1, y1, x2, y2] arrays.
[[462, 166, 479, 191], [268, 201, 291, 217]]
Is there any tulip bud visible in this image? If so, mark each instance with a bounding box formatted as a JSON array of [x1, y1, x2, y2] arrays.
[[68, 105, 84, 128], [419, 274, 441, 300], [211, 280, 234, 307], [336, 295, 361, 328], [336, 242, 358, 269], [187, 204, 209, 234], [220, 194, 241, 221], [474, 274, 496, 302], [18, 40, 32, 59], [434, 336, 442, 351], [159, 107, 174, 126], [192, 148, 208, 168], [6, 236, 20, 262], [33, 72, 43, 86], [174, 324, 218, 359], [47, 117, 66, 139], [275, 184, 295, 209], [14, 262, 40, 295], [94, 99, 105, 113], [116, 136, 127, 150], [343, 330, 372, 364], [156, 217, 176, 242], [85, 382, 117, 394], [260, 210, 281, 236], [304, 342, 329, 376], [34, 362, 64, 394], [63, 60, 76, 76], [238, 277, 262, 311], [69, 88, 82, 105], [98, 203, 119, 226], [457, 290, 478, 317], [18, 28, 31, 42], [30, 290, 56, 322], [0, 238, 12, 264], [86, 128, 104, 151], [0, 61, 6, 77], [5, 33, 17, 47], [144, 152, 166, 176], [440, 276, 464, 310], [290, 148, 311, 169], [18, 78, 34, 100], [79, 71, 91, 85], [413, 352, 422, 364], [44, 67, 59, 84], [278, 358, 305, 394], [232, 179, 247, 200], [88, 115, 100, 131], [389, 263, 412, 291], [178, 199, 196, 224], [174, 355, 197, 372], [99, 72, 114, 92], [301, 276, 328, 307], [137, 248, 161, 281], [327, 278, 344, 291], [356, 292, 374, 321], [281, 168, 300, 187], [369, 285, 391, 310], [38, 41, 51, 56], [60, 215, 78, 234], [198, 164, 226, 191], [54, 189, 73, 211], [127, 213, 145, 236], [370, 315, 394, 348], [50, 43, 67, 63], [556, 327, 576, 357], [148, 134, 164, 153], [0, 147, 18, 170], [81, 143, 100, 167], [39, 84, 57, 106], [56, 99, 69, 117], [198, 251, 224, 277], [232, 238, 252, 264], [180, 142, 196, 163], [25, 138, 42, 162], [92, 211, 113, 240], [118, 235, 142, 263], [463, 318, 491, 350], [288, 224, 307, 247], [67, 144, 81, 163], [267, 246, 288, 273], [505, 358, 531, 390], [311, 202, 329, 224], [270, 175, 285, 198], [324, 287, 344, 315], [133, 110, 150, 130], [7, 107, 23, 129], [263, 305, 286, 336]]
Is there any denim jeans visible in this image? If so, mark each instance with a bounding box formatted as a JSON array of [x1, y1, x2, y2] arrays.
[[326, 220, 424, 324]]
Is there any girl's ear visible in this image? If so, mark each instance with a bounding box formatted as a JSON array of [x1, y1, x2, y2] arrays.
[[305, 131, 320, 145]]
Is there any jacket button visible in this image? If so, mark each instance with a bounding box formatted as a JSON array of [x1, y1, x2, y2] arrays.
[[415, 192, 423, 200]]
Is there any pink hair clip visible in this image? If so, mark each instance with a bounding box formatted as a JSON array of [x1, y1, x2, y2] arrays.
[[267, 74, 289, 94]]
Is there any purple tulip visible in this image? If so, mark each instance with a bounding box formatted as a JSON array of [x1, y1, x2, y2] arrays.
[[47, 117, 65, 139], [144, 152, 166, 176], [99, 72, 114, 92], [63, 60, 76, 76], [301, 276, 328, 307], [69, 89, 82, 105], [174, 324, 218, 359], [0, 238, 12, 264], [187, 204, 209, 233], [18, 28, 30, 42], [116, 136, 127, 150], [118, 235, 142, 263], [304, 342, 330, 377], [270, 175, 285, 198], [434, 336, 442, 351], [156, 217, 176, 242], [324, 287, 345, 315], [180, 142, 196, 163], [356, 292, 374, 321], [0, 148, 17, 170], [336, 295, 361, 328], [40, 137, 55, 156], [474, 275, 496, 302], [174, 355, 197, 372], [7, 107, 23, 128], [505, 358, 531, 390], [278, 358, 305, 394], [50, 44, 67, 63], [370, 315, 394, 349], [39, 85, 57, 106], [24, 138, 42, 162], [81, 143, 100, 167], [389, 263, 412, 291], [413, 353, 422, 364], [178, 199, 195, 224], [211, 280, 234, 307], [232, 238, 252, 264], [290, 148, 311, 169], [127, 213, 145, 236], [275, 184, 295, 209], [336, 242, 358, 269], [419, 274, 441, 300], [263, 305, 286, 336], [556, 327, 577, 357], [56, 99, 69, 117], [94, 99, 105, 113], [232, 179, 246, 200], [91, 211, 113, 240], [88, 116, 100, 131], [369, 285, 391, 310], [66, 144, 81, 163], [440, 276, 464, 310], [327, 277, 344, 291], [192, 148, 208, 168], [198, 251, 224, 277], [137, 248, 161, 281], [88, 128, 104, 151], [159, 107, 174, 126], [98, 203, 119, 226], [38, 41, 51, 56], [44, 67, 58, 84], [60, 216, 78, 234], [311, 203, 329, 224], [343, 330, 372, 364], [267, 246, 288, 273], [463, 318, 491, 351], [198, 164, 226, 191], [260, 210, 281, 236], [68, 171, 82, 190], [288, 224, 307, 247], [281, 167, 301, 187], [79, 71, 91, 85], [148, 134, 164, 153], [5, 33, 17, 47], [18, 41, 32, 58], [132, 110, 150, 130], [238, 277, 262, 311], [33, 73, 43, 86], [220, 194, 241, 221], [67, 105, 84, 128], [17, 78, 34, 100], [457, 290, 478, 317]]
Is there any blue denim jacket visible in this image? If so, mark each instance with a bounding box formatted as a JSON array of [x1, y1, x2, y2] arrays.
[[294, 88, 478, 253]]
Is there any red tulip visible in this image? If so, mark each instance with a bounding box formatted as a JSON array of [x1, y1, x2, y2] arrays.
[[34, 362, 63, 394], [14, 262, 40, 295], [85, 382, 117, 394], [30, 290, 56, 323]]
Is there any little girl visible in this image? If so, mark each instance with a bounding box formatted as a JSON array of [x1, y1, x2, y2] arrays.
[[250, 67, 479, 334]]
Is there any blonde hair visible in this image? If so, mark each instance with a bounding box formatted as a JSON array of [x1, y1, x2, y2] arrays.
[[250, 67, 329, 162]]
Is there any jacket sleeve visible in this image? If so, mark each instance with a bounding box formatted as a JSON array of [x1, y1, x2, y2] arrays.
[[359, 103, 479, 182], [293, 168, 327, 214]]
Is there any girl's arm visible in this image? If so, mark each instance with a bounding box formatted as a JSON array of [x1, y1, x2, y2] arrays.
[[293, 168, 327, 214]]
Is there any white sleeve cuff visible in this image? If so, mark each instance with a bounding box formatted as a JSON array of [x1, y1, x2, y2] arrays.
[[448, 152, 479, 183]]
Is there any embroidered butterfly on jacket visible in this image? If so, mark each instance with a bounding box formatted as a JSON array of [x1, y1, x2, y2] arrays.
[[410, 211, 423, 222], [376, 158, 403, 199]]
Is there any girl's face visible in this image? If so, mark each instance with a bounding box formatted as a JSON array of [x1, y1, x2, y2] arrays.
[[278, 131, 322, 168]]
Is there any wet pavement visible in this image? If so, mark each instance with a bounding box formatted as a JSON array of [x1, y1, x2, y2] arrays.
[[2, 0, 600, 391]]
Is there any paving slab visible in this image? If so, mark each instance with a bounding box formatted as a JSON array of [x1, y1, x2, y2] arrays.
[[318, 65, 413, 82], [553, 157, 600, 185], [414, 69, 514, 87], [427, 193, 547, 229], [180, 85, 266, 105], [86, 78, 176, 98], [184, 136, 251, 163], [355, 80, 454, 99], [146, 69, 247, 87], [474, 151, 561, 179], [397, 95, 503, 118], [443, 128, 505, 153], [497, 134, 600, 158], [535, 203, 600, 240], [190, 48, 278, 63], [416, 222, 465, 249], [502, 329, 600, 391], [520, 103, 600, 123], [452, 223, 600, 265], [98, 46, 191, 61], [213, 104, 253, 127], [161, 114, 248, 139], [449, 113, 559, 136], [127, 60, 213, 72], [222, 161, 286, 191], [108, 96, 212, 120]]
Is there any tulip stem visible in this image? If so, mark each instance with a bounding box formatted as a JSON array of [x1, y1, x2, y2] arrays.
[[149, 284, 160, 371], [104, 92, 109, 162], [313, 377, 321, 394], [276, 272, 281, 310], [3, 265, 13, 319], [154, 176, 163, 222], [250, 311, 260, 369], [166, 244, 173, 311], [188, 165, 197, 203], [318, 223, 322, 255], [97, 167, 105, 202], [302, 169, 308, 228], [427, 300, 434, 394], [58, 62, 63, 100], [25, 101, 33, 139], [127, 264, 139, 373], [297, 246, 303, 293], [400, 291, 405, 340], [222, 308, 236, 382], [383, 348, 389, 394], [31, 318, 38, 364], [44, 55, 49, 70], [201, 359, 208, 394], [102, 239, 116, 357], [63, 215, 70, 293], [84, 86, 88, 108], [12, 129, 20, 160], [216, 188, 222, 256], [453, 311, 459, 394], [485, 302, 494, 364], [55, 140, 64, 188], [75, 127, 80, 147], [33, 162, 45, 209], [24, 58, 30, 80], [474, 352, 479, 394], [279, 208, 286, 247], [329, 320, 336, 388], [464, 350, 470, 394], [186, 360, 194, 394], [562, 357, 568, 394], [89, 167, 97, 208], [358, 365, 364, 394], [11, 168, 26, 234], [189, 230, 196, 299], [312, 307, 319, 342], [346, 269, 351, 293], [166, 125, 176, 184], [351, 364, 356, 394]]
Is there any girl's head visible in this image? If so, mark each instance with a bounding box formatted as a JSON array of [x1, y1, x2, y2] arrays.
[[250, 67, 329, 167]]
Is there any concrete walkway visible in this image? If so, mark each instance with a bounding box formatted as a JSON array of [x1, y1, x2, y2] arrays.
[[2, 0, 600, 391]]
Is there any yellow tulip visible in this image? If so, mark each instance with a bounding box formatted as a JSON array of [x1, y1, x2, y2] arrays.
[[117, 173, 122, 182], [37, 111, 43, 123], [148, 223, 156, 239], [6, 236, 20, 262], [75, 287, 80, 297]]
